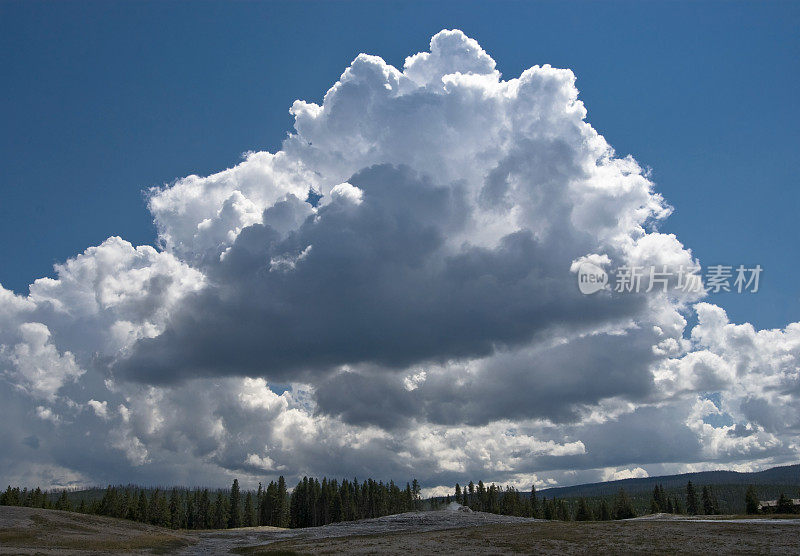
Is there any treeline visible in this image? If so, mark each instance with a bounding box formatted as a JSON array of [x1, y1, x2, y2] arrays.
[[442, 481, 630, 521], [0, 476, 423, 530], [288, 477, 422, 527], [0, 478, 289, 530], [745, 485, 799, 514], [440, 479, 774, 520], [3, 476, 797, 530]]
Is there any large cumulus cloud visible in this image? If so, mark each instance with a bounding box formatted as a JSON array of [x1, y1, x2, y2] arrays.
[[1, 30, 797, 491]]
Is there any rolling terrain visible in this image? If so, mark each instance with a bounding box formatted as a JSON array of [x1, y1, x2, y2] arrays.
[[2, 505, 799, 555]]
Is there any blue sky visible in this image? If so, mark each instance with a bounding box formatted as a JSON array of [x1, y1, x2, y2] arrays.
[[2, 1, 798, 329], [3, 1, 798, 331]]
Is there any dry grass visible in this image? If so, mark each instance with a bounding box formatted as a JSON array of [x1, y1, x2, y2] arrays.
[[235, 519, 800, 555], [0, 528, 38, 543], [4, 506, 799, 555], [0, 506, 194, 554]]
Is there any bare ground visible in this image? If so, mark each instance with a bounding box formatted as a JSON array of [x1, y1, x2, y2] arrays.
[[238, 518, 800, 555], [0, 506, 194, 554], [2, 506, 798, 555]]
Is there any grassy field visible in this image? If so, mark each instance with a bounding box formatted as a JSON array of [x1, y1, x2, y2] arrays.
[[0, 506, 194, 554], [2, 506, 799, 554], [234, 519, 800, 555]]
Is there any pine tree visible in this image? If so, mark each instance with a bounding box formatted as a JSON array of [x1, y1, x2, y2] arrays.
[[486, 484, 499, 514], [613, 488, 635, 520], [598, 499, 611, 521], [256, 483, 263, 522], [476, 481, 486, 512], [556, 498, 569, 521], [543, 497, 553, 520], [701, 485, 719, 515], [650, 485, 662, 513], [244, 491, 255, 527], [686, 481, 698, 515], [137, 489, 149, 524], [55, 490, 72, 511], [198, 489, 211, 529], [745, 485, 759, 515], [777, 492, 793, 514], [530, 485, 539, 518], [0, 486, 10, 506], [261, 481, 274, 526], [168, 488, 183, 529], [575, 497, 592, 521], [150, 489, 169, 527], [228, 479, 241, 528], [277, 476, 289, 527], [710, 487, 720, 514], [186, 491, 197, 529], [213, 491, 229, 529], [454, 483, 462, 505], [99, 485, 118, 517]]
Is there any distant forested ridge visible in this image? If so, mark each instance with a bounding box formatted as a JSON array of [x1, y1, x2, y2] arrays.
[[536, 464, 800, 514]]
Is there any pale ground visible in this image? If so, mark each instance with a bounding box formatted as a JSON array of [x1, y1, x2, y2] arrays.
[[0, 505, 193, 554], [2, 506, 799, 555]]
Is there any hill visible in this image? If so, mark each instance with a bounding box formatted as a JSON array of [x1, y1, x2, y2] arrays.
[[0, 505, 193, 553], [537, 463, 800, 514], [540, 464, 800, 499]]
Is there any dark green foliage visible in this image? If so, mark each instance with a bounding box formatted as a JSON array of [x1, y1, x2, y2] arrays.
[[701, 485, 720, 515], [537, 464, 800, 515], [197, 489, 211, 529], [745, 485, 759, 514], [598, 499, 611, 521], [649, 484, 669, 513], [228, 479, 241, 529], [288, 476, 424, 527], [1, 465, 797, 529], [55, 490, 72, 511], [530, 485, 539, 518], [244, 491, 255, 527], [212, 491, 229, 529], [2, 486, 21, 506], [686, 481, 699, 515], [150, 489, 169, 527], [776, 492, 794, 513], [613, 488, 635, 520], [99, 485, 118, 517], [137, 489, 149, 523], [258, 477, 289, 527], [575, 497, 592, 521], [169, 488, 185, 528]]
